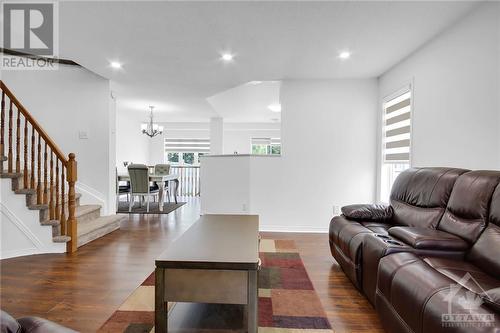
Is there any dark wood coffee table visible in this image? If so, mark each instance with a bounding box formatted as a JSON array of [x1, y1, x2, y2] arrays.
[[155, 214, 260, 333]]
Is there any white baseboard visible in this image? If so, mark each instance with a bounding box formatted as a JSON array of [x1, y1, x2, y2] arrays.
[[200, 211, 329, 233], [0, 247, 39, 260], [259, 225, 328, 233]]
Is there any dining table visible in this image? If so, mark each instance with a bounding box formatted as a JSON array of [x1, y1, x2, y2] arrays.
[[117, 172, 180, 210]]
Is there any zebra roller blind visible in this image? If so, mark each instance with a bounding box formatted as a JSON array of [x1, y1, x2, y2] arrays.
[[383, 90, 411, 163], [165, 138, 210, 153], [251, 138, 281, 146]]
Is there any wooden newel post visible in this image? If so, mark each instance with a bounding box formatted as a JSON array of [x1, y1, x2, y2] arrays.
[[66, 153, 78, 253]]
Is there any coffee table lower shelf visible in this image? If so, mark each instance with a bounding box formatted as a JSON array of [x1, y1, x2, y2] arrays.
[[155, 266, 258, 333]]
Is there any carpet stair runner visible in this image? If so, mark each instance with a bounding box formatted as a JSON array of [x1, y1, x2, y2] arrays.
[[1, 159, 125, 248]]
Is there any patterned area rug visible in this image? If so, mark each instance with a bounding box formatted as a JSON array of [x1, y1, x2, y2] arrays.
[[99, 239, 332, 332]]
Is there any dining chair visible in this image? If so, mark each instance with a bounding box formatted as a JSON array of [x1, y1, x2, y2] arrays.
[[154, 164, 171, 203], [127, 164, 159, 212], [116, 167, 130, 208]]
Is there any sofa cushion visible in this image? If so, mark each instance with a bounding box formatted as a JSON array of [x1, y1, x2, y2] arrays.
[[467, 224, 500, 278], [376, 253, 500, 333], [489, 184, 500, 227], [482, 287, 500, 312], [467, 185, 500, 277], [388, 227, 469, 251], [438, 170, 500, 243], [390, 168, 468, 228], [0, 311, 21, 333], [341, 204, 393, 222], [376, 252, 453, 333], [423, 257, 500, 293], [360, 222, 391, 235], [390, 200, 445, 228], [422, 286, 500, 333]]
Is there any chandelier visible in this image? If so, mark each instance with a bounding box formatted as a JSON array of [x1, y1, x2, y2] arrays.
[[141, 106, 164, 138]]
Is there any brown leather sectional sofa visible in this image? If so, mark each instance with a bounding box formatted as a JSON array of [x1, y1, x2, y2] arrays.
[[1, 310, 77, 333], [329, 167, 500, 332]]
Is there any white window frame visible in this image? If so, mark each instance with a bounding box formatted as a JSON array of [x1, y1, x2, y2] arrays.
[[164, 138, 210, 166], [377, 82, 414, 203], [165, 152, 205, 166], [251, 137, 281, 155]]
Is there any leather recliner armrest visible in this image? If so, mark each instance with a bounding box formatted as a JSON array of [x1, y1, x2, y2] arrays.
[[388, 227, 469, 251], [17, 317, 78, 333], [0, 310, 21, 333], [482, 287, 500, 312], [341, 204, 393, 222]]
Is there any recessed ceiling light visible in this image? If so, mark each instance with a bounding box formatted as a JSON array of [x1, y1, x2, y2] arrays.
[[221, 53, 234, 61], [110, 61, 122, 69], [268, 104, 281, 112], [338, 51, 351, 60], [248, 81, 263, 85]]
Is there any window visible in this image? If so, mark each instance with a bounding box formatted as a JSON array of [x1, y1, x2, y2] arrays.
[[251, 138, 281, 155], [165, 138, 210, 165], [380, 88, 412, 203]]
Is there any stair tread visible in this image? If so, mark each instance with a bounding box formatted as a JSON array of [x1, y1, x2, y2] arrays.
[[41, 219, 60, 226], [14, 188, 37, 194], [76, 204, 101, 217], [28, 204, 49, 210], [53, 235, 71, 243], [78, 215, 125, 236], [14, 190, 82, 201], [0, 172, 23, 179], [60, 192, 83, 203]]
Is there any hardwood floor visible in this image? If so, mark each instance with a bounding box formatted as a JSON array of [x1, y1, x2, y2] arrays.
[[0, 198, 383, 333], [263, 232, 384, 333]]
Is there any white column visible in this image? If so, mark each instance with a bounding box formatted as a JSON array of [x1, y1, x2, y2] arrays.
[[149, 131, 165, 165], [210, 117, 224, 155]]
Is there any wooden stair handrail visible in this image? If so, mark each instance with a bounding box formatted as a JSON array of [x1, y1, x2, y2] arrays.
[[0, 80, 68, 165], [0, 80, 78, 253]]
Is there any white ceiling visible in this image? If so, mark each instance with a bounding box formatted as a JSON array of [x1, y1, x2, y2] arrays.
[[207, 81, 281, 123], [58, 1, 479, 122]]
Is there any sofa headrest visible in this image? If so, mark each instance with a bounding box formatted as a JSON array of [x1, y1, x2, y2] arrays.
[[467, 182, 500, 277], [489, 184, 500, 227], [390, 167, 468, 208], [438, 170, 500, 243]]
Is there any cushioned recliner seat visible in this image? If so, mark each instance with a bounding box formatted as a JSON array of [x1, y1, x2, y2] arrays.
[[375, 182, 500, 333], [362, 170, 500, 304], [329, 167, 467, 289]]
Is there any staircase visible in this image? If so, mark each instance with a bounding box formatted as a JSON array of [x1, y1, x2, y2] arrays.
[[0, 80, 124, 255]]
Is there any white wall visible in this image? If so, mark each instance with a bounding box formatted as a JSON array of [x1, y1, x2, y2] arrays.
[[1, 179, 66, 259], [210, 117, 224, 155], [116, 110, 150, 172], [1, 64, 116, 213], [379, 2, 500, 170], [202, 79, 378, 232], [145, 121, 281, 164], [201, 156, 252, 214], [224, 123, 281, 155]]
